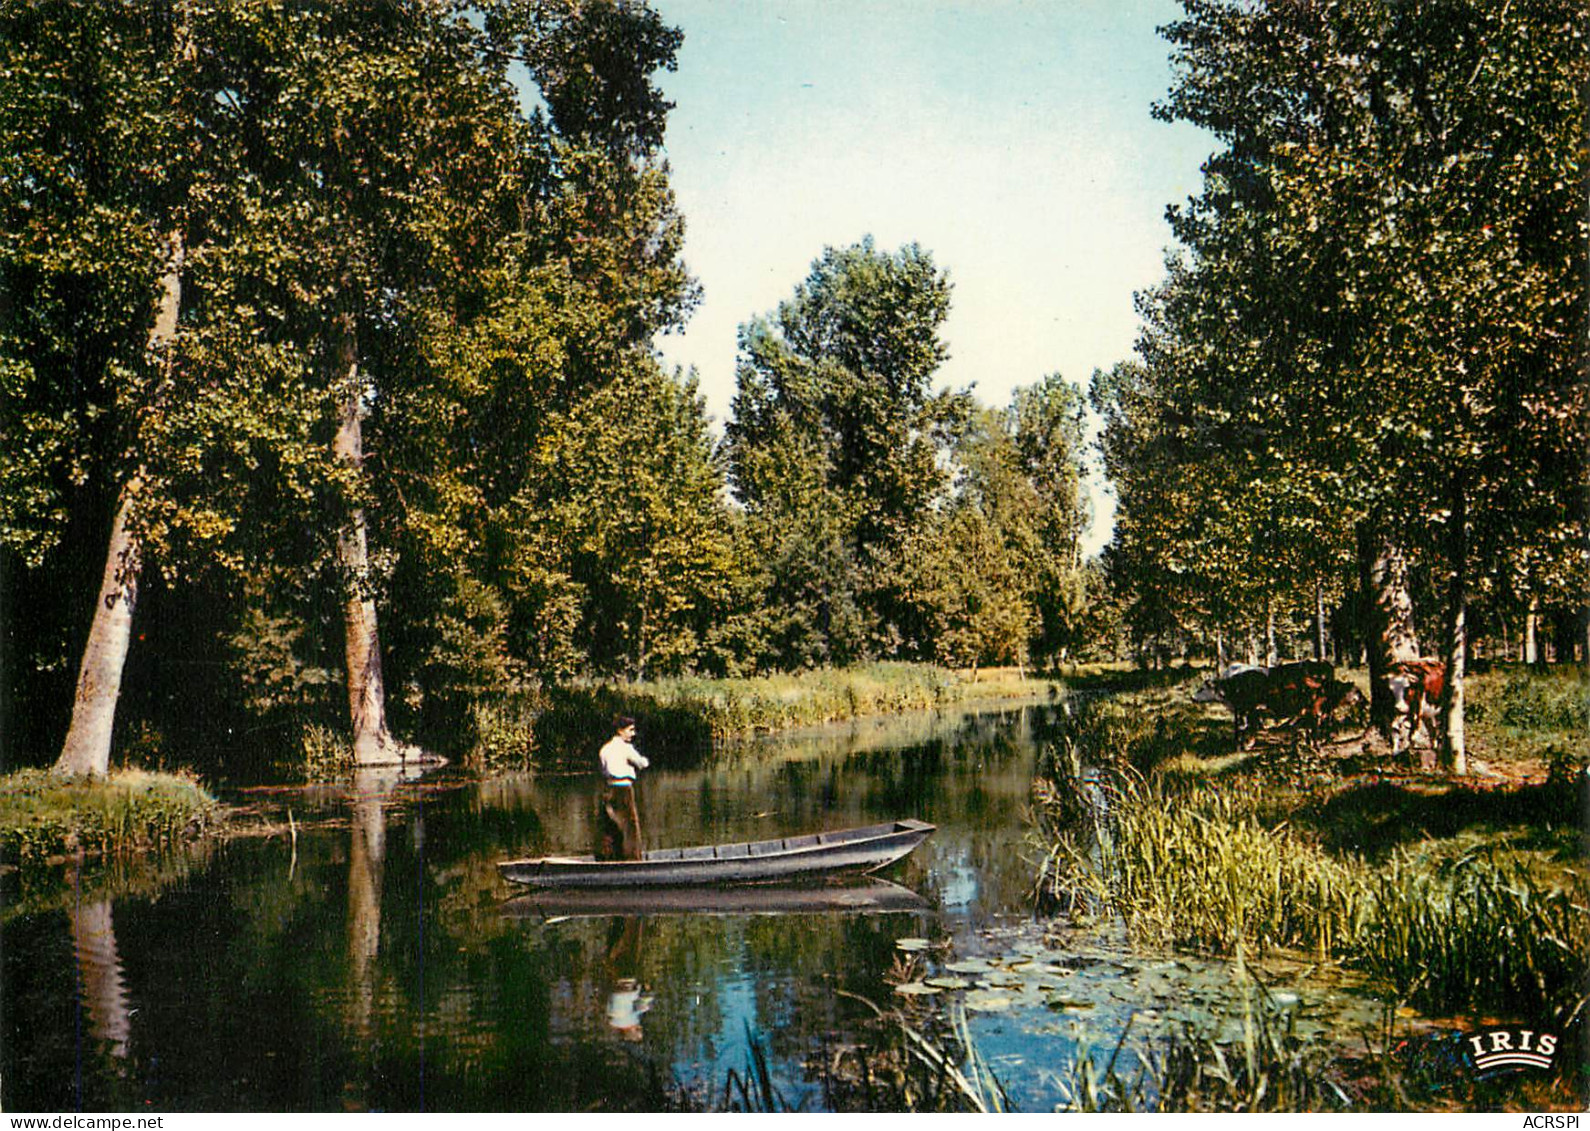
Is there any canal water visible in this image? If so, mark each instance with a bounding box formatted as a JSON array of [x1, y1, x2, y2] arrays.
[[1, 700, 1392, 1112]]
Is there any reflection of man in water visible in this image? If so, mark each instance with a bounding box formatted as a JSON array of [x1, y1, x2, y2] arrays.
[[605, 916, 651, 1042], [606, 979, 653, 1042], [595, 716, 648, 861]]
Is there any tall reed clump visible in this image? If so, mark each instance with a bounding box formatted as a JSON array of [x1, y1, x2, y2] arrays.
[[1034, 772, 1589, 1030], [638, 663, 962, 737], [0, 769, 216, 864], [1037, 778, 1369, 957], [1357, 849, 1590, 1023], [611, 662, 1051, 743], [815, 996, 1012, 1113]]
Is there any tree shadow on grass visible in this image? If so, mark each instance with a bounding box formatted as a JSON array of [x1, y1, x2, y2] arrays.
[[1292, 774, 1584, 862]]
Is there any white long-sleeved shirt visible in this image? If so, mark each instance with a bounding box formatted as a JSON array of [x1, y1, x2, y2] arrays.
[[599, 735, 649, 784]]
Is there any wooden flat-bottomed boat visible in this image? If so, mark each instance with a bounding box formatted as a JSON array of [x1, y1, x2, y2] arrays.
[[497, 818, 934, 889]]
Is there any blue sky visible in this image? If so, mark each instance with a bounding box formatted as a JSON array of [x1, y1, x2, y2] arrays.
[[646, 0, 1214, 551]]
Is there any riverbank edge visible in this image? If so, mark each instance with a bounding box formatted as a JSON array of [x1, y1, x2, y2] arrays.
[[1026, 665, 1588, 1110], [0, 767, 218, 867], [2, 661, 1073, 858]]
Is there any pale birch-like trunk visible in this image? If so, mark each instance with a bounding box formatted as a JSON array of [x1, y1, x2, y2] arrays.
[[55, 231, 185, 777], [1357, 522, 1421, 740], [1437, 486, 1469, 774], [1314, 577, 1328, 661], [331, 316, 413, 766], [1524, 594, 1541, 665]]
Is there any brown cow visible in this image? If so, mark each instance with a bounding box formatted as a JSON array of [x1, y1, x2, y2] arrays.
[[1387, 658, 1447, 759], [1194, 661, 1357, 748], [1269, 670, 1366, 738]]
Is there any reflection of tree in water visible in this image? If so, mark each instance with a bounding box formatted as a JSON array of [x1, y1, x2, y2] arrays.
[[70, 896, 132, 1065], [345, 769, 391, 1046]]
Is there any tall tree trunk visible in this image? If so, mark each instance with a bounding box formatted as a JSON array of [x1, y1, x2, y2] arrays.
[[1357, 520, 1421, 739], [1437, 486, 1468, 775], [56, 231, 184, 777], [332, 315, 411, 766], [1313, 577, 1328, 661], [1264, 598, 1277, 667]]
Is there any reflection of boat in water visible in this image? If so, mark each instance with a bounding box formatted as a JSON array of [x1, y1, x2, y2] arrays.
[[498, 819, 934, 888], [503, 876, 931, 918]]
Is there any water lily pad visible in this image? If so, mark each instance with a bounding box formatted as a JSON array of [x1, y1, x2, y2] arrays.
[[895, 937, 932, 952], [984, 972, 1028, 988], [894, 982, 942, 996], [924, 976, 971, 990], [964, 990, 1013, 1012], [1045, 997, 1095, 1011], [1004, 989, 1049, 1009], [944, 958, 994, 974]]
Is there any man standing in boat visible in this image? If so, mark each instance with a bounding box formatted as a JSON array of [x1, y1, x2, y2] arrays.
[[596, 716, 648, 861]]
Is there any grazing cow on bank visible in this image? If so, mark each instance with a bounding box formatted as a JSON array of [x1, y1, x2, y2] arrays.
[[1387, 659, 1447, 758], [1268, 668, 1365, 738], [1193, 664, 1272, 747], [1194, 661, 1362, 748]]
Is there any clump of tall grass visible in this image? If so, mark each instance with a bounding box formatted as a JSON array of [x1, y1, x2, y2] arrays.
[[0, 768, 216, 864], [1036, 778, 1369, 957], [1034, 774, 1589, 1028], [467, 697, 539, 772], [1357, 850, 1590, 1023], [816, 994, 1011, 1113], [298, 723, 355, 781]]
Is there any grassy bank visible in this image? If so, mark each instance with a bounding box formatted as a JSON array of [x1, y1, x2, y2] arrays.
[[0, 769, 218, 865], [613, 662, 1052, 737], [441, 661, 1059, 773], [1031, 666, 1589, 1036]]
